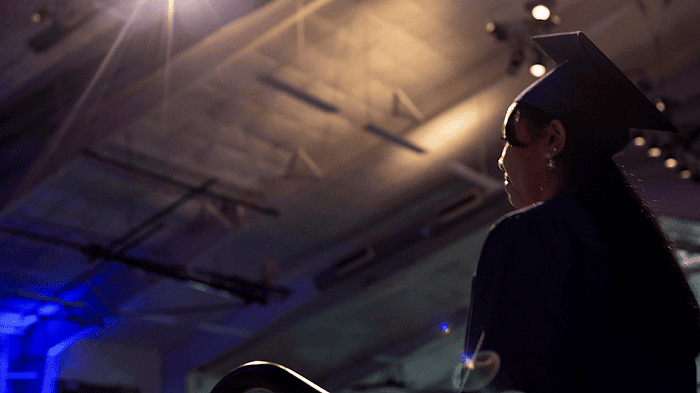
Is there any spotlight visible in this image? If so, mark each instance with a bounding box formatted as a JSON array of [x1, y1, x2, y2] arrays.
[[486, 22, 509, 42], [654, 98, 666, 112], [633, 136, 646, 146], [647, 147, 662, 158], [529, 49, 546, 77], [679, 169, 692, 180], [31, 6, 50, 23], [529, 63, 546, 77], [664, 158, 678, 169], [531, 4, 551, 20]]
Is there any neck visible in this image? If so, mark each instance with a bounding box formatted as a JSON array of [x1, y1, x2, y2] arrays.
[[539, 166, 575, 202]]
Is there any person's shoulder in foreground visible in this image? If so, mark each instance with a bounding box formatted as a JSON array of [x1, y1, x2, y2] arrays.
[[485, 194, 601, 248]]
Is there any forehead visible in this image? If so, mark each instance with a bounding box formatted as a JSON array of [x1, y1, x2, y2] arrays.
[[503, 102, 519, 136]]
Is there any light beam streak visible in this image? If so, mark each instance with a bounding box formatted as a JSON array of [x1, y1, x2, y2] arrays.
[[14, 0, 149, 206]]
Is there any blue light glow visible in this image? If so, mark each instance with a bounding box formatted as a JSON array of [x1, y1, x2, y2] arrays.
[[102, 316, 118, 329], [440, 323, 449, 332], [46, 326, 100, 357], [7, 371, 39, 380], [460, 353, 468, 364], [37, 303, 62, 316], [41, 352, 59, 393], [43, 326, 101, 393], [0, 312, 39, 327], [59, 283, 91, 303]]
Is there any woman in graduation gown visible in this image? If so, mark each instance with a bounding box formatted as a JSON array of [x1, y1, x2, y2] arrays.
[[464, 32, 700, 393]]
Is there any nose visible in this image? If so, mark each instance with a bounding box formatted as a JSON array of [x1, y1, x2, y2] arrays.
[[498, 145, 506, 172]]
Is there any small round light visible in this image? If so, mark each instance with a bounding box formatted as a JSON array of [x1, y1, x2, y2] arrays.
[[680, 169, 692, 179], [531, 5, 551, 21], [485, 22, 496, 33], [529, 64, 546, 77], [633, 136, 646, 146], [647, 147, 662, 158], [440, 323, 450, 332], [664, 158, 678, 169], [31, 13, 42, 23], [655, 98, 666, 112]]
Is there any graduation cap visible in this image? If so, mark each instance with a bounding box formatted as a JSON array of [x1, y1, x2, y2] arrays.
[[513, 31, 677, 155]]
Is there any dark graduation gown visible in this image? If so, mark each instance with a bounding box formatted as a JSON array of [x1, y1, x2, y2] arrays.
[[464, 195, 696, 393]]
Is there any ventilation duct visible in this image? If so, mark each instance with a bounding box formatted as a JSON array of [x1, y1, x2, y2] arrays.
[[314, 246, 375, 290], [437, 187, 485, 225]]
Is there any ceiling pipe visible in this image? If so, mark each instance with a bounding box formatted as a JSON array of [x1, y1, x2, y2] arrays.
[[214, 0, 341, 73], [82, 149, 279, 216], [0, 227, 292, 305], [363, 124, 426, 153], [257, 73, 339, 113]]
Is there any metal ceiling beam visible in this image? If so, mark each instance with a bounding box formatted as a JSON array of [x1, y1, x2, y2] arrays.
[[82, 149, 279, 216], [257, 73, 339, 113], [0, 226, 292, 305], [107, 178, 217, 251], [214, 0, 341, 73], [362, 123, 426, 153]]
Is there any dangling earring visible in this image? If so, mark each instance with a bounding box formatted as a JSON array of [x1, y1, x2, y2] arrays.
[[545, 152, 556, 170]]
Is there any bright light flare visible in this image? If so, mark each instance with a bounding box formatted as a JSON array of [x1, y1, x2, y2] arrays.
[[664, 158, 678, 169], [647, 147, 662, 158], [633, 136, 646, 146], [529, 63, 546, 77], [167, 0, 175, 33], [165, 0, 216, 20], [531, 5, 551, 21], [680, 169, 692, 179]]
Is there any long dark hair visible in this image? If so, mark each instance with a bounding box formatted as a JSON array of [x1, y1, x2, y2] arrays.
[[510, 102, 700, 370]]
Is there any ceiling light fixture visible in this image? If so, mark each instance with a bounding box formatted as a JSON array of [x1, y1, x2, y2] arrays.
[[31, 6, 50, 23], [655, 98, 666, 112], [647, 147, 662, 158], [529, 49, 547, 77], [489, 1, 559, 76], [485, 22, 509, 42], [529, 63, 546, 77], [664, 157, 678, 169], [531, 4, 551, 20]]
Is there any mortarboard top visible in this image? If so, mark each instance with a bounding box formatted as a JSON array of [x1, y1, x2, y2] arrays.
[[513, 31, 677, 155]]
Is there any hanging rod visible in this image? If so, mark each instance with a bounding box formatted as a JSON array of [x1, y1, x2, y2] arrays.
[[81, 149, 279, 217], [0, 226, 292, 305]]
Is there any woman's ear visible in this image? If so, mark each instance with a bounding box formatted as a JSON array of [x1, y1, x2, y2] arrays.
[[547, 119, 566, 157]]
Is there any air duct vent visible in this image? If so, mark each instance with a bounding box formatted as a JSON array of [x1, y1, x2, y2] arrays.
[[314, 246, 375, 290], [438, 187, 484, 224]]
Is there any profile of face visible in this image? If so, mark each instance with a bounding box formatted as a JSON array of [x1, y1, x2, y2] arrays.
[[498, 103, 565, 209]]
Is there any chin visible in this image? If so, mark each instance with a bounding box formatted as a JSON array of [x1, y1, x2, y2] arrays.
[[507, 193, 527, 209], [506, 194, 519, 208]]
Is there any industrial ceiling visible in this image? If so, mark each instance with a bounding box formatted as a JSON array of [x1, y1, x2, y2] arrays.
[[1, 0, 700, 392]]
